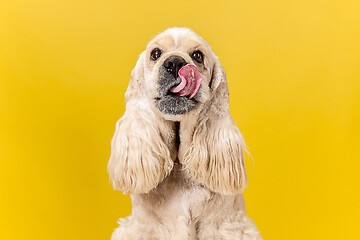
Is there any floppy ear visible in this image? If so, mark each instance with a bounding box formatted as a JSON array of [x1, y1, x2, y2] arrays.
[[183, 59, 247, 194], [107, 53, 173, 194]]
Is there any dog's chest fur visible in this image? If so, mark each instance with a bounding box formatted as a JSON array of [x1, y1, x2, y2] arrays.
[[130, 162, 213, 238], [132, 160, 213, 217], [128, 119, 246, 238], [129, 120, 215, 236]]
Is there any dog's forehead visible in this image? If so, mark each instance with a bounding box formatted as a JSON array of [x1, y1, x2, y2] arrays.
[[147, 28, 207, 52]]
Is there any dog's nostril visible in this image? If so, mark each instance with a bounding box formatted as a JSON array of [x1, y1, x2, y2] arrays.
[[167, 63, 174, 73], [165, 62, 174, 74]]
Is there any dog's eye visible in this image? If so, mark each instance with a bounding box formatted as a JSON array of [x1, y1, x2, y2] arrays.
[[150, 48, 162, 61], [191, 51, 204, 63]]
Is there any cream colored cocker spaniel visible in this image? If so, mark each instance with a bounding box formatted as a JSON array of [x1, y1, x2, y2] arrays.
[[108, 27, 262, 240]]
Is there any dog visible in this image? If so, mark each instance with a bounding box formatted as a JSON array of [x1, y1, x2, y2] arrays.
[[108, 27, 262, 240]]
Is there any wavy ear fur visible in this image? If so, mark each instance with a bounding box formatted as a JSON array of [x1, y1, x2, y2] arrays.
[[184, 60, 247, 194], [108, 53, 173, 194]]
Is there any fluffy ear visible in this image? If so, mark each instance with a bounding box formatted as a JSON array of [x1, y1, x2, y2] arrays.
[[183, 59, 247, 194], [108, 53, 173, 194]]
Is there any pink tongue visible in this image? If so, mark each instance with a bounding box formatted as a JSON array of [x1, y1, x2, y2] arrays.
[[170, 64, 202, 99]]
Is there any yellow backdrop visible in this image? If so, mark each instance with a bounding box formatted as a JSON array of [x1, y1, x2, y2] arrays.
[[1, 0, 359, 239]]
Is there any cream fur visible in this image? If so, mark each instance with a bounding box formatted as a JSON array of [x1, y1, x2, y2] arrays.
[[108, 27, 262, 239], [108, 54, 174, 194], [182, 61, 247, 194]]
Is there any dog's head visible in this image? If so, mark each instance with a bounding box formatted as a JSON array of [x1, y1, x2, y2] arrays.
[[108, 28, 247, 195], [131, 27, 222, 121]]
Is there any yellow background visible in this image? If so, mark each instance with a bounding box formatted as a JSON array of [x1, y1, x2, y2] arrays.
[[1, 0, 359, 239]]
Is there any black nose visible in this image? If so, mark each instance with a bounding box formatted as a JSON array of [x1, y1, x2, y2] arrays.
[[163, 56, 187, 78]]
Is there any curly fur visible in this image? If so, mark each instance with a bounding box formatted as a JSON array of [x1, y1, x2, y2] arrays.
[[108, 27, 262, 240], [182, 61, 247, 194], [108, 55, 174, 194]]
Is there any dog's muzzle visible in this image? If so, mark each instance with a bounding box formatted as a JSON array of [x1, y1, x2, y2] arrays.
[[156, 55, 200, 115]]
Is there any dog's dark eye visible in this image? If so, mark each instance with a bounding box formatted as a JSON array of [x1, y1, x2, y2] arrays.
[[150, 48, 162, 61], [191, 51, 204, 63]]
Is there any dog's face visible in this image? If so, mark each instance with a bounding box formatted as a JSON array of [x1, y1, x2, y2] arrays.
[[140, 28, 216, 120]]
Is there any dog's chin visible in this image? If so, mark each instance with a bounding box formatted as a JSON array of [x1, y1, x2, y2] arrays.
[[157, 95, 196, 114], [154, 94, 201, 121]]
